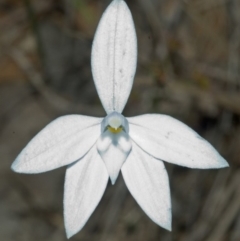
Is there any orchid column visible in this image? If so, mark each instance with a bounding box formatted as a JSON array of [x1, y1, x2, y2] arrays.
[[11, 0, 229, 239]]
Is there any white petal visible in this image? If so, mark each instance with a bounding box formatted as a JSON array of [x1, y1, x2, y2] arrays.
[[91, 0, 137, 114], [122, 142, 171, 230], [64, 146, 109, 238], [12, 115, 102, 173], [128, 114, 229, 169], [97, 130, 132, 184]]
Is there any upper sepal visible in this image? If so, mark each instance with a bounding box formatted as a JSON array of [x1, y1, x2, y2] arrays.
[[91, 0, 137, 114]]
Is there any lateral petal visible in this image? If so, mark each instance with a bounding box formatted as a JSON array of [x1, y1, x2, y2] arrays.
[[64, 145, 109, 238], [12, 115, 102, 173], [122, 142, 172, 231], [128, 114, 229, 169], [97, 130, 132, 184], [91, 0, 137, 113]]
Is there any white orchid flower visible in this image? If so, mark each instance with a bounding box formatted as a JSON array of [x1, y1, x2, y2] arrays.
[[11, 0, 229, 238]]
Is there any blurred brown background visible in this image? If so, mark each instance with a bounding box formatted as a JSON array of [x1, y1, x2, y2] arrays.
[[0, 0, 240, 240]]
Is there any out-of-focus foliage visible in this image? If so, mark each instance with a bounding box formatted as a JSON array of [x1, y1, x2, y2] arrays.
[[0, 0, 239, 240]]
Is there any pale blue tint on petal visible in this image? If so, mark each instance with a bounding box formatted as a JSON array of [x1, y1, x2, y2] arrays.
[[12, 115, 102, 173], [122, 142, 172, 231], [128, 114, 229, 169], [64, 145, 109, 238], [97, 130, 132, 184], [91, 0, 137, 114]]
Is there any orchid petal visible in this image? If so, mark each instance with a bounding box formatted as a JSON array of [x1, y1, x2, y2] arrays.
[[64, 146, 108, 238], [97, 130, 132, 184], [122, 142, 171, 230], [12, 115, 102, 173], [91, 0, 137, 114], [128, 114, 229, 169]]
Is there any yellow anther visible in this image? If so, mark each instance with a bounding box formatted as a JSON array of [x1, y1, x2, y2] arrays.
[[108, 126, 123, 134]]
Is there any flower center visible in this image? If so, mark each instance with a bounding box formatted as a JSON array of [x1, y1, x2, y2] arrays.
[[98, 112, 131, 185], [108, 126, 123, 134], [101, 111, 129, 134]]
